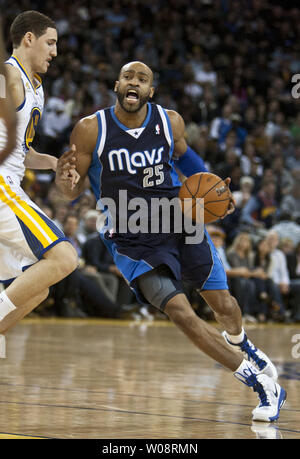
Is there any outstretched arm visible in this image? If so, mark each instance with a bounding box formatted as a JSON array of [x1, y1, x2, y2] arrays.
[[24, 146, 58, 171], [55, 115, 98, 200]]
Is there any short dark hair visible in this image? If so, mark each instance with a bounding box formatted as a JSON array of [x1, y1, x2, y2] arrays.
[[10, 10, 56, 48]]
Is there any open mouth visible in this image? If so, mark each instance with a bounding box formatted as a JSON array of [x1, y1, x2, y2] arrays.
[[125, 89, 139, 102]]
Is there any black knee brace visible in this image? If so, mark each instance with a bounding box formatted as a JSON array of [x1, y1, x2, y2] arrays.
[[137, 265, 183, 311]]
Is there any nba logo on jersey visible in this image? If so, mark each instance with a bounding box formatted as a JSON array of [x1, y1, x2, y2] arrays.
[[155, 124, 160, 135]]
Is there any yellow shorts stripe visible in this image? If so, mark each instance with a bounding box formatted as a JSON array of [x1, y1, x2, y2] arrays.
[[0, 177, 58, 247]]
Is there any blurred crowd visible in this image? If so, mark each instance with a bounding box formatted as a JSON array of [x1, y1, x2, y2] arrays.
[[1, 0, 300, 322]]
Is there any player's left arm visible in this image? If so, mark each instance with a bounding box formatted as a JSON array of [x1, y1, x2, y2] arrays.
[[167, 109, 208, 175], [24, 146, 57, 171], [167, 109, 235, 215]]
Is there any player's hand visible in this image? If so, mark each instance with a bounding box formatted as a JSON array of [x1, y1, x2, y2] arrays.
[[56, 145, 80, 190], [221, 177, 235, 218]]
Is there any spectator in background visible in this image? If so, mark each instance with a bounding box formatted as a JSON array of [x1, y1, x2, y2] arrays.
[[62, 213, 82, 258], [39, 97, 71, 157], [286, 242, 300, 322], [252, 238, 286, 322], [207, 226, 257, 322], [280, 179, 300, 223], [241, 178, 279, 229], [286, 143, 300, 174], [266, 230, 300, 321], [2, 0, 300, 322]]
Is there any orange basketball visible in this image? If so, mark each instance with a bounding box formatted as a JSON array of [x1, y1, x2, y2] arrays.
[[178, 172, 231, 223]]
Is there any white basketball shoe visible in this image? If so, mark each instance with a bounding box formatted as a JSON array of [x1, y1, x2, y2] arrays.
[[234, 366, 286, 422], [222, 331, 278, 381]]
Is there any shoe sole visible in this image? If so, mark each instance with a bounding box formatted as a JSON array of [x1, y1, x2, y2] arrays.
[[252, 388, 287, 422]]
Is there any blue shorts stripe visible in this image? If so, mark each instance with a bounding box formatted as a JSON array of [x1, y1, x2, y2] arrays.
[[201, 231, 228, 291]]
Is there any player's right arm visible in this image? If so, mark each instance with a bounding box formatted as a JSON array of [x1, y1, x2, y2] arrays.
[[55, 115, 98, 200], [0, 30, 17, 164]]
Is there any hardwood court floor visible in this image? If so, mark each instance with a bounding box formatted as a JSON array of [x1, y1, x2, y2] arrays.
[[0, 318, 299, 439]]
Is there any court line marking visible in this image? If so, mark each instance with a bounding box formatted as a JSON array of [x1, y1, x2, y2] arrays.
[[0, 381, 299, 414], [0, 432, 49, 440], [0, 399, 299, 436]]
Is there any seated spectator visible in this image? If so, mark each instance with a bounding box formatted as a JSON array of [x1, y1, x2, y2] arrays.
[[209, 103, 233, 143], [232, 176, 255, 210], [77, 209, 99, 245], [285, 143, 300, 175], [82, 232, 135, 305], [280, 179, 300, 223], [271, 215, 300, 247], [207, 226, 257, 322], [63, 212, 82, 257], [226, 232, 260, 322], [241, 178, 279, 229], [285, 241, 300, 322], [39, 97, 71, 157], [271, 156, 294, 200], [51, 268, 139, 319], [252, 237, 286, 322], [266, 230, 300, 322]]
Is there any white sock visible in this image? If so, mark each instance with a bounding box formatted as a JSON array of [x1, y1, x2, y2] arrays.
[[0, 291, 17, 321], [0, 334, 6, 358], [226, 327, 245, 344], [233, 359, 259, 380]]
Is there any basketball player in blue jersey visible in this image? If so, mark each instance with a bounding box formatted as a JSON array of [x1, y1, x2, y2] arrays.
[[0, 20, 16, 163], [57, 61, 286, 422], [0, 11, 79, 358]]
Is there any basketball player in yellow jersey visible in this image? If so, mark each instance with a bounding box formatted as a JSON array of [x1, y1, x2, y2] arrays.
[[0, 11, 78, 358], [0, 19, 16, 163]]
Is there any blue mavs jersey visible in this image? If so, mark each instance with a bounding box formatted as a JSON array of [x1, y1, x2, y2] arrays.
[[88, 102, 228, 303], [88, 103, 181, 241]]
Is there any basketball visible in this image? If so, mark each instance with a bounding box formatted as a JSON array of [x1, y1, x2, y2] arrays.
[[178, 172, 231, 223]]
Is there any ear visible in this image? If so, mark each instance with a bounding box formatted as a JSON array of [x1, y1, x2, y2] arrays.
[[22, 31, 35, 47], [149, 86, 155, 99], [114, 81, 119, 93]]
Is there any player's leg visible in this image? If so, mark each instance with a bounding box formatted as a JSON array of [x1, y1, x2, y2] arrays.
[[4, 241, 77, 307], [200, 288, 277, 378], [0, 288, 49, 334], [201, 289, 242, 335], [0, 178, 78, 331], [0, 288, 49, 358], [138, 266, 286, 421]]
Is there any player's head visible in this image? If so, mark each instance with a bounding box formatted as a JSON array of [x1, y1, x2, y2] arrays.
[[10, 10, 57, 73], [114, 61, 154, 113]]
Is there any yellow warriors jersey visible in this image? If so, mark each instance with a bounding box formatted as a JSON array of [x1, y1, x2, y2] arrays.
[[0, 55, 44, 183]]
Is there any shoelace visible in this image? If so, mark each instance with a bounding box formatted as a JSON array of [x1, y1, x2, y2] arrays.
[[234, 370, 271, 407], [239, 338, 267, 370], [253, 381, 271, 407]]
